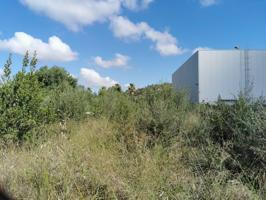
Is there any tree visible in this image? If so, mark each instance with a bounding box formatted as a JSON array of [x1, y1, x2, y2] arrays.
[[30, 51, 38, 73], [126, 83, 136, 95], [0, 53, 44, 141], [99, 87, 107, 96], [22, 50, 29, 73], [2, 54, 12, 82], [35, 66, 77, 89], [109, 84, 122, 93]]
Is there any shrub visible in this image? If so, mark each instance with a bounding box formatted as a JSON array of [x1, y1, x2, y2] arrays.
[[35, 66, 77, 89], [206, 98, 266, 192], [183, 97, 266, 196], [0, 53, 264, 197], [0, 54, 45, 141], [43, 84, 93, 122], [135, 83, 191, 146]]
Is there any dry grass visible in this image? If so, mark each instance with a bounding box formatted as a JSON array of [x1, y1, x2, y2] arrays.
[[0, 119, 260, 200]]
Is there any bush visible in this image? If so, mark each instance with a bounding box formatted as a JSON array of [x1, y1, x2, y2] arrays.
[[135, 83, 191, 146], [43, 84, 93, 122], [183, 98, 266, 197], [0, 53, 264, 197], [0, 54, 93, 141], [0, 54, 45, 141], [206, 98, 266, 192], [36, 66, 77, 89]]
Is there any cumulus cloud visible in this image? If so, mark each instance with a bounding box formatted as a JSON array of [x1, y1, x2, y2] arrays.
[[122, 0, 153, 10], [145, 28, 184, 56], [109, 16, 147, 39], [110, 16, 184, 56], [20, 0, 185, 56], [20, 0, 183, 56], [193, 46, 213, 54], [94, 53, 130, 68], [199, 0, 218, 7], [0, 32, 77, 62], [21, 0, 121, 31], [80, 68, 117, 87], [20, 0, 153, 31]]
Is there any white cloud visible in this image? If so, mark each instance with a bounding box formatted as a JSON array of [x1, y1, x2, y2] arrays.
[[144, 28, 183, 56], [80, 68, 117, 87], [94, 53, 130, 68], [21, 0, 121, 31], [20, 0, 153, 31], [122, 0, 153, 10], [20, 0, 185, 57], [193, 46, 213, 54], [110, 16, 148, 39], [20, 0, 184, 57], [124, 83, 130, 88], [110, 16, 184, 56], [199, 0, 218, 7], [0, 32, 77, 62]]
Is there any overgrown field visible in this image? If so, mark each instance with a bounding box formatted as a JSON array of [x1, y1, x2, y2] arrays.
[[0, 54, 265, 199]]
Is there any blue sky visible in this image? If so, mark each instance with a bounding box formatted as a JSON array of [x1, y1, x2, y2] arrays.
[[0, 0, 265, 89]]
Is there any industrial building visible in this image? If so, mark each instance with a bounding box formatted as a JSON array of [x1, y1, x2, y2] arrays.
[[172, 50, 266, 103]]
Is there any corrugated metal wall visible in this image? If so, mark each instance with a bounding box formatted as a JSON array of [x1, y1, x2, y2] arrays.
[[248, 51, 266, 98], [199, 50, 266, 102], [172, 52, 199, 103], [199, 50, 243, 102], [172, 50, 266, 103]]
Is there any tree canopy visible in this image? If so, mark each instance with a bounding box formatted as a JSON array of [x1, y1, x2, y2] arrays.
[[35, 66, 77, 89]]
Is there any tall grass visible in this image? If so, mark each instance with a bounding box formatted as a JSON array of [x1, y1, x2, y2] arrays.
[[0, 120, 189, 199], [0, 84, 265, 199], [0, 119, 262, 199]]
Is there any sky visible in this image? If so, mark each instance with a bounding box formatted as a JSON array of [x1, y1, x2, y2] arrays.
[[0, 0, 265, 90]]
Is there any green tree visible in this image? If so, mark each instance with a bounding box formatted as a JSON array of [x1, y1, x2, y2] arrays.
[[0, 53, 44, 141], [30, 51, 38, 73], [126, 83, 136, 95], [22, 50, 30, 73], [35, 66, 77, 89], [109, 83, 122, 93], [3, 54, 12, 80], [99, 87, 107, 96]]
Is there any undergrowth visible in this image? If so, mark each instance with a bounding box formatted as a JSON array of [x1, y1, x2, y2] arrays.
[[0, 55, 265, 199]]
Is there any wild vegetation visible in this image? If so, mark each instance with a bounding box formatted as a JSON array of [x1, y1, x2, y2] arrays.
[[0, 54, 265, 199]]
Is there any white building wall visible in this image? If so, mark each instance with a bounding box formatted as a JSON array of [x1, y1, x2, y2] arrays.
[[248, 51, 266, 98], [172, 50, 266, 103], [198, 50, 243, 103], [198, 50, 266, 103], [172, 52, 199, 103]]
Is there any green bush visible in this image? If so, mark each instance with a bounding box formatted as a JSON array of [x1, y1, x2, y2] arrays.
[[182, 98, 266, 197], [36, 66, 77, 89], [135, 83, 191, 146], [206, 98, 266, 192], [0, 53, 265, 197], [0, 53, 44, 141], [43, 84, 93, 122]]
